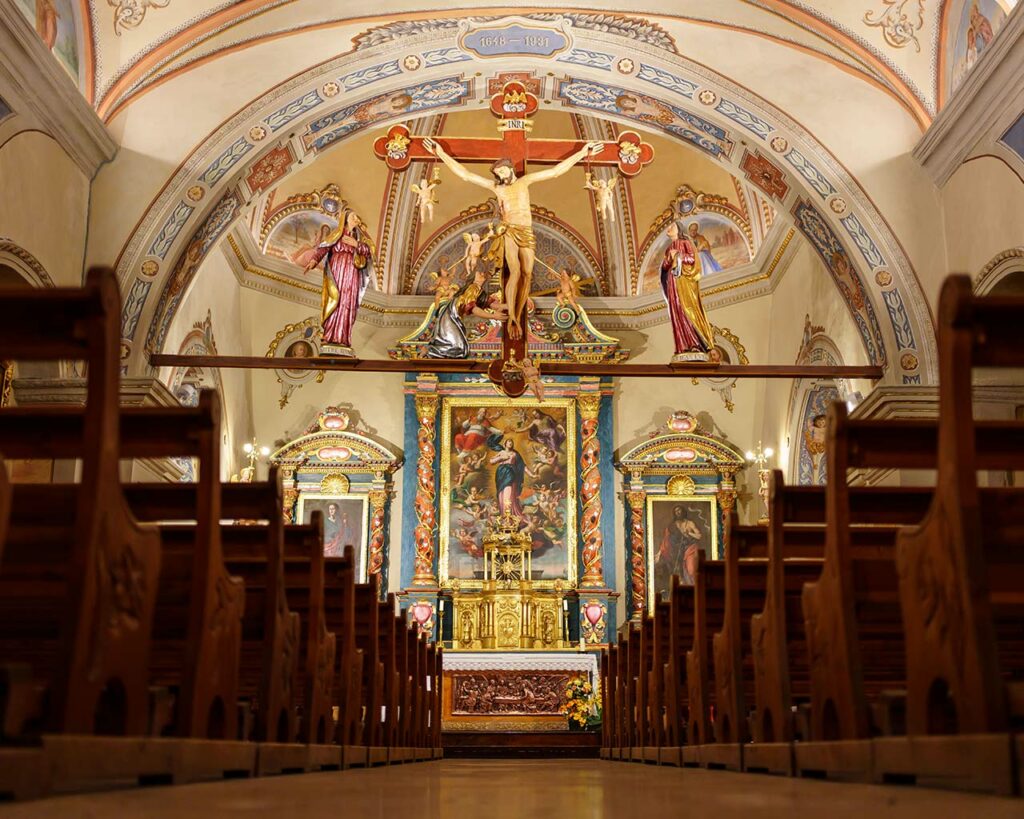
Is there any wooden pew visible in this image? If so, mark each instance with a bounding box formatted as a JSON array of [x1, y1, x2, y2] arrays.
[[377, 596, 401, 762], [0, 269, 162, 799], [879, 275, 1024, 795], [797, 403, 947, 781], [413, 628, 429, 759], [644, 599, 671, 763], [354, 580, 387, 765], [598, 647, 606, 761], [737, 477, 929, 775], [324, 550, 366, 768], [624, 623, 642, 760], [123, 477, 302, 762], [661, 576, 696, 766], [613, 631, 629, 760], [0, 455, 9, 566], [431, 644, 444, 759], [186, 516, 340, 773], [633, 612, 654, 762]]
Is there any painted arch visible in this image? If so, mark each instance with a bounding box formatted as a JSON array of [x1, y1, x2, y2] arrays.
[[114, 15, 938, 387]]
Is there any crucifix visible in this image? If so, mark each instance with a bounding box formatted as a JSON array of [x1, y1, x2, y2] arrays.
[[373, 78, 655, 397]]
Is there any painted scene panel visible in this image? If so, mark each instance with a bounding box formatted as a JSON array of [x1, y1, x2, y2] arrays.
[[642, 213, 750, 294], [797, 385, 839, 486], [947, 0, 1015, 98], [647, 496, 717, 603], [298, 494, 367, 578], [444, 400, 574, 584], [16, 0, 80, 84], [264, 211, 339, 267]]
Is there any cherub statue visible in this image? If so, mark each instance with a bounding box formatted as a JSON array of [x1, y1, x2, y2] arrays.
[[584, 172, 618, 222], [462, 224, 495, 277], [521, 356, 544, 402], [556, 268, 582, 309], [410, 171, 441, 223], [428, 266, 458, 307]]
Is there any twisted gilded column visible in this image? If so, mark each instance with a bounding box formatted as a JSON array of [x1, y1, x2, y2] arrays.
[[412, 394, 439, 585], [578, 393, 604, 587], [367, 488, 388, 587], [718, 469, 738, 537], [627, 490, 647, 618]]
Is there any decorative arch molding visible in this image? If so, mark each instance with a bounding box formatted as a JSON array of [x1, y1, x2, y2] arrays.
[[113, 15, 937, 387], [409, 205, 606, 297], [0, 239, 55, 288], [974, 246, 1024, 294]]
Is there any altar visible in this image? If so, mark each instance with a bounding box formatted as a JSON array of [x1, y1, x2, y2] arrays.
[[441, 651, 599, 732]]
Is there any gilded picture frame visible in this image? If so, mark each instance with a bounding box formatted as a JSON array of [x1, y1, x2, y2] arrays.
[[439, 395, 578, 589], [646, 494, 719, 608]]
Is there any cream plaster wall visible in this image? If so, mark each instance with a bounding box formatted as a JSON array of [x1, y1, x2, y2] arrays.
[[0, 131, 90, 286], [941, 157, 1024, 280], [161, 247, 255, 480], [755, 242, 874, 490]]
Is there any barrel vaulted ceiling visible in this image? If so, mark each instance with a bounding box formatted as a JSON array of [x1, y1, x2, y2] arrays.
[[60, 1, 1015, 122], [68, 7, 948, 389], [20, 2, 1014, 385]]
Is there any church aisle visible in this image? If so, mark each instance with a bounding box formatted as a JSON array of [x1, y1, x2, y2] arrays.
[[0, 760, 1020, 818]]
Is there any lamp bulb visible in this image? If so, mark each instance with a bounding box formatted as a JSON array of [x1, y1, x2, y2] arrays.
[[243, 442, 254, 454]]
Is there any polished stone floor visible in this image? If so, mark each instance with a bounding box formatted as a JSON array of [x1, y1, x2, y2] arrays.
[[1, 760, 1021, 818]]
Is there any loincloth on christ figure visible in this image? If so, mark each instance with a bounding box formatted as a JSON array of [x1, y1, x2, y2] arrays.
[[485, 222, 536, 271]]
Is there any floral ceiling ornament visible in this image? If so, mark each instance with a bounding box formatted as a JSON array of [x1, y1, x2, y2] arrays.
[[108, 0, 171, 36], [863, 0, 926, 52]]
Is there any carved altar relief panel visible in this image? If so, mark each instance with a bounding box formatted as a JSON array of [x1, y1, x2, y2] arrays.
[[451, 670, 572, 716]]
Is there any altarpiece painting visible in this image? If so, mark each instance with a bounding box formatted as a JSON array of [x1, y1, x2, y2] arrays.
[[440, 396, 577, 589]]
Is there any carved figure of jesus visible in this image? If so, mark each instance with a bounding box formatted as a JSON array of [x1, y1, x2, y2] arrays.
[[584, 172, 617, 222], [424, 137, 603, 340], [410, 174, 441, 223]]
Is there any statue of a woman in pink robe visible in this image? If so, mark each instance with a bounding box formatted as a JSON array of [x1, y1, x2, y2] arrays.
[[304, 209, 373, 355], [660, 220, 714, 360]]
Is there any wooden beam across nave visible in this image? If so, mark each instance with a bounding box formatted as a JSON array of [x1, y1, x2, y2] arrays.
[[148, 353, 883, 381]]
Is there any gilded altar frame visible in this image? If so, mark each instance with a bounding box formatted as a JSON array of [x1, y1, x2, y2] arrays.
[[439, 395, 578, 590]]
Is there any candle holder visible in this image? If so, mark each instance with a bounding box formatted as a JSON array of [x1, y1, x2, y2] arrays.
[[745, 441, 774, 525]]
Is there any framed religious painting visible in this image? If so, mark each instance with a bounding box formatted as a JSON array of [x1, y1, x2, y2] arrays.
[[646, 494, 719, 606], [439, 396, 577, 589], [296, 493, 369, 581]]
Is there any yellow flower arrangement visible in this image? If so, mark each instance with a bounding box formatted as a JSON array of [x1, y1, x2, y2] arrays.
[[561, 676, 602, 730]]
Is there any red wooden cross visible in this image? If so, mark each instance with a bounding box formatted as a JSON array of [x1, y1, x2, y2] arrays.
[[373, 78, 655, 397]]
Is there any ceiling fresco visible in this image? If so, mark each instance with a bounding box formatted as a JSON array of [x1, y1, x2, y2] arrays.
[[58, 10, 948, 391]]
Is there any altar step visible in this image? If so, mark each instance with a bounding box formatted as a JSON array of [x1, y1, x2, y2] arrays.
[[442, 731, 601, 759]]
